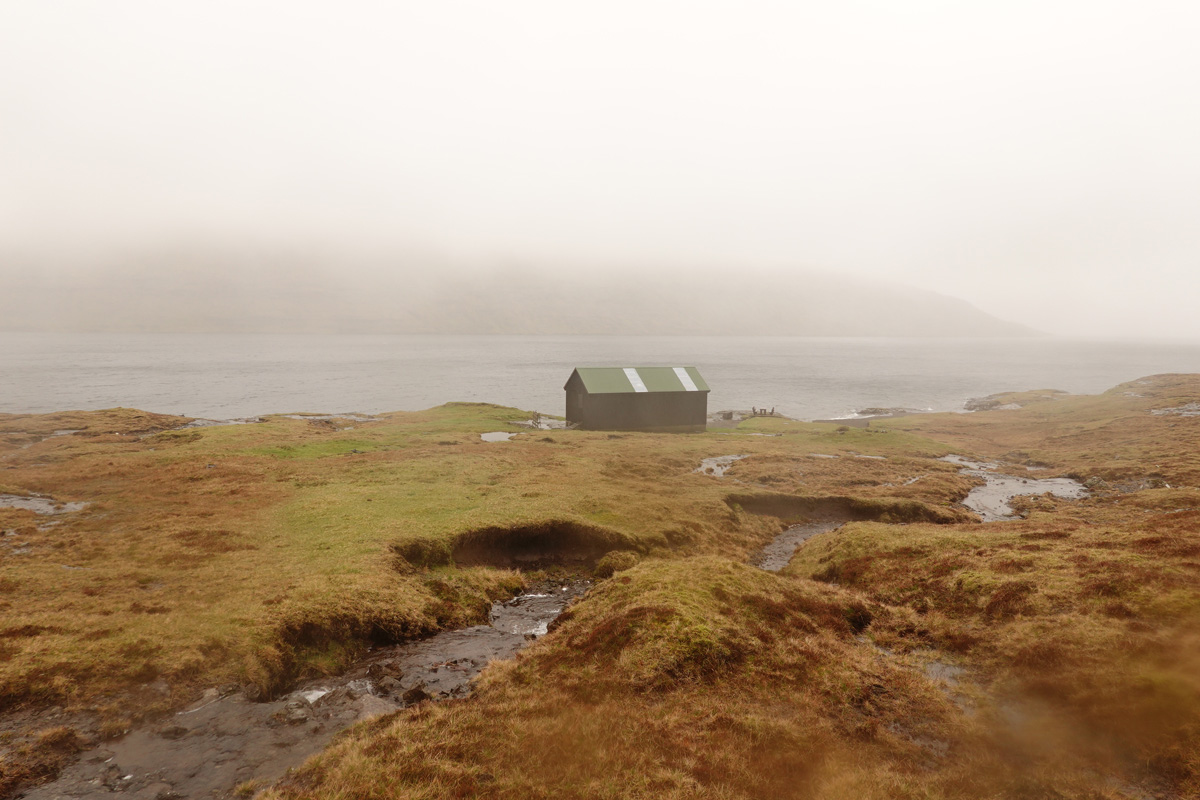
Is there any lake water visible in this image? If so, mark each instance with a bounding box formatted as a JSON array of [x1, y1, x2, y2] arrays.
[[3, 333, 1200, 421]]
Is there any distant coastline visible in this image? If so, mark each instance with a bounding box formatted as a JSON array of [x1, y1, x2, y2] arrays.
[[0, 262, 1034, 338], [4, 332, 1200, 422]]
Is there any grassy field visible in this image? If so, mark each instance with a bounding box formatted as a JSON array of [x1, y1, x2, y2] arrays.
[[2, 376, 1198, 798]]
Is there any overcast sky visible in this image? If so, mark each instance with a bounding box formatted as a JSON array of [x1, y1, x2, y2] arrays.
[[2, 2, 1198, 337]]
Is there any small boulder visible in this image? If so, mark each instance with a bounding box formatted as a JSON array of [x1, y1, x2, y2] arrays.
[[377, 676, 403, 695], [283, 700, 311, 724], [159, 725, 188, 740], [402, 684, 430, 705]]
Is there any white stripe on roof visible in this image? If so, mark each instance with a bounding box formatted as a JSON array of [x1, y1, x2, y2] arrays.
[[623, 368, 649, 392], [673, 367, 699, 391]]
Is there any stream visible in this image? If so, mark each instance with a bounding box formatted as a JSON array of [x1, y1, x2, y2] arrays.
[[743, 453, 1088, 573], [752, 521, 843, 571], [940, 455, 1087, 521], [22, 581, 589, 800]]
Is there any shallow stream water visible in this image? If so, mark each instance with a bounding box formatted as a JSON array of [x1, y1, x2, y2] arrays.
[[940, 455, 1087, 521], [752, 521, 844, 571], [24, 581, 589, 800]]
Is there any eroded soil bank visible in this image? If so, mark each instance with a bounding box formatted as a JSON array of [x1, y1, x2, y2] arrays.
[[21, 581, 588, 800]]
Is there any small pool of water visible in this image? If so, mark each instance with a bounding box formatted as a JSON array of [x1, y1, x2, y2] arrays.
[[695, 454, 747, 477], [0, 494, 88, 515], [941, 455, 1087, 521]]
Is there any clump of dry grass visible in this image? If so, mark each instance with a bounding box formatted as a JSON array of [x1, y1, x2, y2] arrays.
[[0, 726, 88, 797]]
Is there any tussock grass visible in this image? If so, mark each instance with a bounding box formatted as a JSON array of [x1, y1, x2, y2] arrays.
[[788, 496, 1200, 795], [0, 725, 87, 797]]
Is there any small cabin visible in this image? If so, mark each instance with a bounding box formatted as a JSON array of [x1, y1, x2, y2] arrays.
[[564, 367, 710, 432]]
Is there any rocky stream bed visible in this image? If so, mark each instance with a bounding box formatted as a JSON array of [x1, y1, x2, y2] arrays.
[[19, 583, 589, 800]]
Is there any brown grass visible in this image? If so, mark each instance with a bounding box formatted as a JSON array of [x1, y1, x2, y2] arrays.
[[0, 726, 87, 797]]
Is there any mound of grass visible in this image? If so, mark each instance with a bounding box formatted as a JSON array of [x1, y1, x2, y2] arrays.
[[788, 501, 1200, 795], [267, 559, 967, 800]]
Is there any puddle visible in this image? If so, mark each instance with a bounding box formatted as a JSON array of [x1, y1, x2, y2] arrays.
[[0, 494, 88, 515], [480, 431, 516, 442], [179, 417, 264, 429], [752, 521, 843, 571], [940, 455, 1087, 522], [808, 453, 838, 459], [1151, 403, 1200, 417], [695, 454, 747, 477], [23, 580, 589, 800], [922, 659, 965, 688], [514, 414, 572, 431], [7, 429, 84, 451], [852, 453, 886, 460], [278, 414, 379, 423]]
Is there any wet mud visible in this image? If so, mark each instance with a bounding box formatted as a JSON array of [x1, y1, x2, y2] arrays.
[[21, 582, 588, 800], [451, 521, 628, 570], [941, 455, 1087, 522]]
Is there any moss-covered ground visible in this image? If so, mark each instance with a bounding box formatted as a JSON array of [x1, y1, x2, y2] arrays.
[[2, 376, 1199, 798]]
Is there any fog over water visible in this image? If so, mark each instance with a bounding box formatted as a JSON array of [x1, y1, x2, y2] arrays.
[[5, 333, 1199, 421], [2, 2, 1200, 340]]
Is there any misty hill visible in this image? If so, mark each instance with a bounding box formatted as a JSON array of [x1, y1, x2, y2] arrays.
[[1, 253, 1035, 337]]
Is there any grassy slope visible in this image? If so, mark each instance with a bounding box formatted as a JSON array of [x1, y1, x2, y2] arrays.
[[3, 376, 1199, 798]]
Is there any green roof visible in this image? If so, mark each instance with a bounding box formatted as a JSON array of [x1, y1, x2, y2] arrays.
[[568, 367, 710, 394]]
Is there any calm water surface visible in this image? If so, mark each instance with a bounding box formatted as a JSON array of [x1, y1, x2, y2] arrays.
[[3, 333, 1200, 420]]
